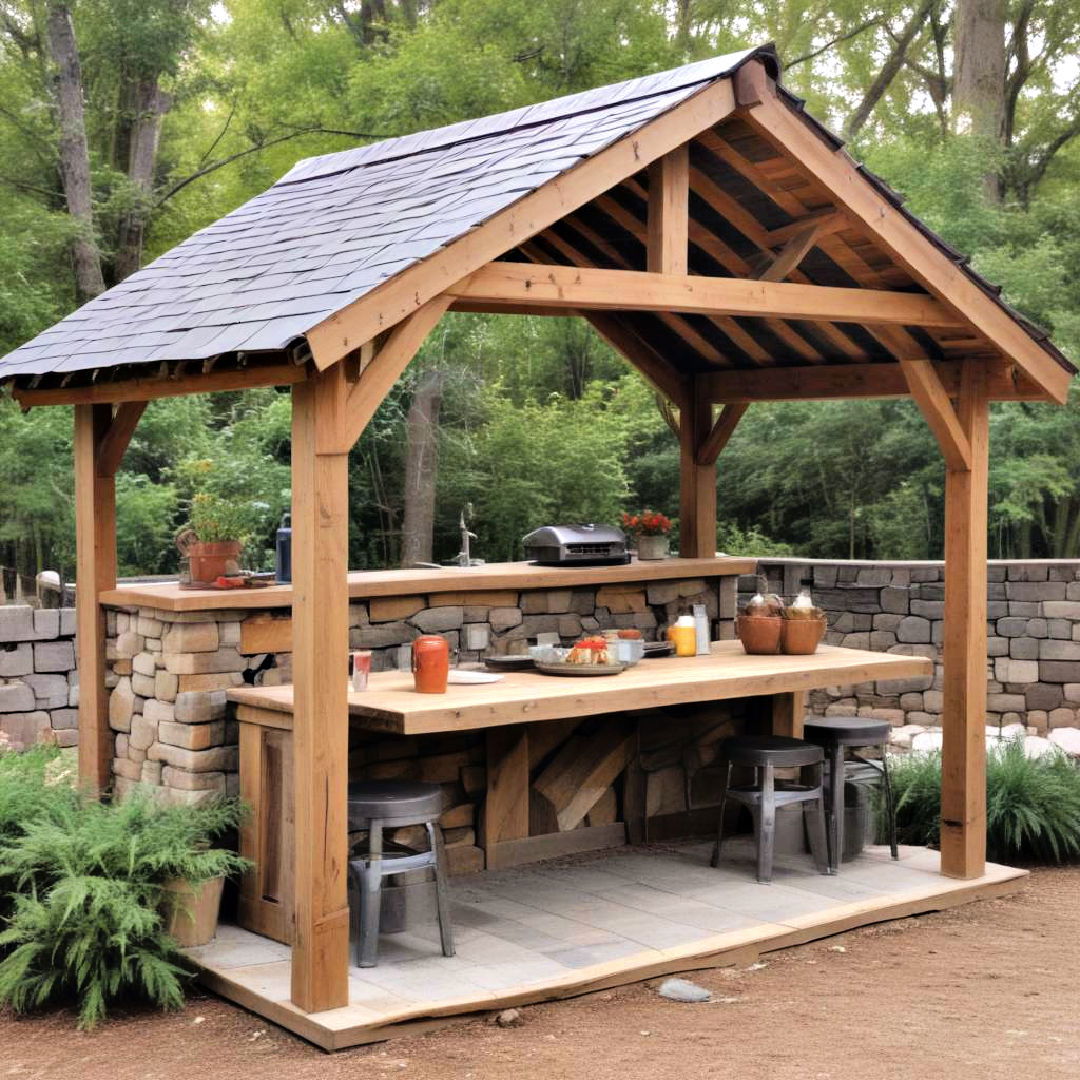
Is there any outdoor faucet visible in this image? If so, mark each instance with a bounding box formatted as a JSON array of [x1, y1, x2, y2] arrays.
[[455, 506, 479, 567]]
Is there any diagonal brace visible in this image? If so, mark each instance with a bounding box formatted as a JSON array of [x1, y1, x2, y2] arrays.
[[900, 359, 972, 471], [95, 401, 147, 478], [696, 402, 749, 465]]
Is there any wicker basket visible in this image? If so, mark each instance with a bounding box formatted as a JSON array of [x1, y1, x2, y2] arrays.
[[780, 615, 827, 655], [735, 614, 783, 655]]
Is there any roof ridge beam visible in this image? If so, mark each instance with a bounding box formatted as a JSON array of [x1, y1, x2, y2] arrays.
[[450, 262, 964, 329]]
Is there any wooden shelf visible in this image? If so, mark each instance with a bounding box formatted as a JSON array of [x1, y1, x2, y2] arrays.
[[99, 556, 756, 612], [228, 641, 931, 736]]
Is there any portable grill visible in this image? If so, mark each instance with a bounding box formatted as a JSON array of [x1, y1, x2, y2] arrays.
[[522, 523, 630, 566]]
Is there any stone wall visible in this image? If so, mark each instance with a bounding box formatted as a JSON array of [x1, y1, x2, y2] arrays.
[[103, 575, 736, 809], [741, 558, 1080, 734], [0, 605, 78, 749]]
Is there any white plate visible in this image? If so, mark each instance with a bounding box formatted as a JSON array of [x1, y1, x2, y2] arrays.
[[447, 669, 504, 684]]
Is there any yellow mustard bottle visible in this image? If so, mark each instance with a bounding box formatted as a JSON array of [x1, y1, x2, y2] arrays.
[[667, 615, 698, 657]]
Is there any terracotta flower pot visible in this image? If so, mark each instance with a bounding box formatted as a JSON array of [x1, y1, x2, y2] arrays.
[[735, 614, 783, 655], [781, 615, 827, 655], [635, 534, 669, 560], [162, 875, 225, 947], [187, 540, 242, 584]]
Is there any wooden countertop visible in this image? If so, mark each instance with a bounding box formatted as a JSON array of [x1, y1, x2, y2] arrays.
[[228, 642, 931, 735], [99, 557, 756, 612]]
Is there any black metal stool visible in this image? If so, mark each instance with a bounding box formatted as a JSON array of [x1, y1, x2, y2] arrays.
[[711, 735, 830, 884], [347, 780, 455, 968], [802, 717, 898, 873]]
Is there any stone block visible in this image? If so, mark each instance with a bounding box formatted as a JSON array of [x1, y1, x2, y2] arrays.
[[1007, 563, 1048, 581], [922, 689, 944, 713], [1040, 660, 1080, 683], [596, 586, 647, 614], [899, 692, 924, 710], [162, 622, 219, 654], [140, 761, 163, 785], [32, 609, 59, 639], [111, 631, 144, 659], [879, 587, 909, 615], [1006, 581, 1064, 602], [856, 567, 893, 587], [173, 690, 228, 723], [351, 621, 416, 649], [155, 671, 178, 702], [0, 710, 50, 749], [841, 633, 870, 650], [872, 614, 903, 632], [60, 608, 76, 636], [158, 720, 226, 750], [521, 590, 573, 615], [163, 647, 245, 675], [132, 651, 157, 677], [25, 673, 68, 708], [1047, 707, 1076, 730], [369, 596, 424, 622], [1047, 619, 1072, 638], [0, 681, 35, 713], [136, 614, 164, 638], [1040, 639, 1080, 660], [997, 617, 1027, 638], [1064, 683, 1080, 703], [33, 641, 75, 673], [0, 606, 34, 642], [161, 767, 228, 792], [132, 673, 156, 698], [896, 616, 931, 644], [876, 674, 932, 695], [987, 693, 1026, 712], [0, 643, 33, 678], [557, 614, 583, 638], [987, 637, 1008, 657], [910, 599, 943, 619], [1025, 618, 1048, 638], [143, 698, 175, 723], [1008, 638, 1038, 660], [489, 607, 522, 632], [109, 678, 135, 732], [1042, 601, 1080, 619], [130, 714, 157, 752], [176, 672, 243, 693], [1007, 602, 1040, 617], [1026, 684, 1062, 710], [869, 631, 896, 651], [50, 707, 78, 730], [646, 581, 680, 606], [410, 607, 464, 633], [1027, 710, 1049, 734], [113, 757, 142, 782], [53, 729, 77, 748], [149, 743, 237, 772]]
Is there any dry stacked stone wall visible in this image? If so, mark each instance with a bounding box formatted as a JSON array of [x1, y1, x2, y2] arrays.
[[103, 575, 737, 809], [0, 605, 78, 749], [743, 558, 1080, 734]]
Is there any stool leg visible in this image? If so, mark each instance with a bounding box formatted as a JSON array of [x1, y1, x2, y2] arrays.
[[827, 743, 844, 873], [426, 822, 455, 958], [348, 860, 364, 967], [757, 761, 776, 884], [359, 818, 384, 968], [711, 757, 731, 868], [880, 743, 899, 860], [805, 761, 830, 875]]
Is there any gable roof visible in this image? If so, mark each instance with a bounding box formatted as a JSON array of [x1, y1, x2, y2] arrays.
[[0, 44, 1072, 402]]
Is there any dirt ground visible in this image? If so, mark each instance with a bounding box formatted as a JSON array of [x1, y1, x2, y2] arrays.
[[1, 866, 1077, 1080]]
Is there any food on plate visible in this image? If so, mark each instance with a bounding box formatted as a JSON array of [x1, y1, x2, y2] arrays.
[[566, 636, 614, 665]]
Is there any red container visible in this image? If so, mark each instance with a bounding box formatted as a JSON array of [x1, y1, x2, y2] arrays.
[[411, 635, 450, 694]]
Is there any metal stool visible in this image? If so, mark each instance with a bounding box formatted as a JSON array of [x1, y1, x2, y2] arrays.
[[711, 735, 830, 884], [802, 717, 898, 873], [347, 780, 455, 968]]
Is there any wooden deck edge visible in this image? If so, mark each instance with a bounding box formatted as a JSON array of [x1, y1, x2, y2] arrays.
[[193, 862, 1027, 1052]]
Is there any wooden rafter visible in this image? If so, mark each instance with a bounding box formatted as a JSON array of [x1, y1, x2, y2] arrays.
[[899, 359, 972, 470], [451, 262, 964, 329], [732, 61, 1071, 402], [696, 402, 748, 465], [702, 359, 1041, 402]]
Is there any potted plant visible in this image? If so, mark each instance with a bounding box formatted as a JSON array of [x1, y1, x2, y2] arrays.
[[176, 493, 252, 584], [621, 509, 672, 560]]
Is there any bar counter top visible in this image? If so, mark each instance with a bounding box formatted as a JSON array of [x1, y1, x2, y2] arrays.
[[99, 556, 756, 613]]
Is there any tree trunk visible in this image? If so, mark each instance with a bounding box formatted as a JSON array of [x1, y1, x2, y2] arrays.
[[953, 0, 1006, 201], [400, 370, 445, 566], [44, 1, 104, 302], [114, 78, 170, 281]]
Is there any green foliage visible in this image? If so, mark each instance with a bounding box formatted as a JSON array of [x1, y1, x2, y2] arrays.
[[890, 741, 1080, 864], [0, 753, 249, 1028]]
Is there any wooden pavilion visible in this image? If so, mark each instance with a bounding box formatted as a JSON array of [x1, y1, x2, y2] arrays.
[[0, 45, 1072, 1030]]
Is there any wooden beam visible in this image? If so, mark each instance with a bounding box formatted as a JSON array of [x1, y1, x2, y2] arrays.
[[771, 691, 807, 739], [696, 402, 748, 466], [96, 402, 147, 478], [900, 359, 972, 470], [304, 77, 740, 369], [756, 224, 822, 283], [337, 296, 451, 452], [481, 726, 530, 864], [73, 404, 116, 791], [679, 378, 717, 558], [647, 145, 689, 275], [702, 360, 1046, 402], [450, 263, 964, 329], [762, 210, 846, 248], [13, 362, 307, 407], [290, 365, 350, 1012], [737, 71, 1073, 403], [940, 360, 989, 879]]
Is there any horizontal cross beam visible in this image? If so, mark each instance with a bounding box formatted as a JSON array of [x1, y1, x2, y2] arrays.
[[449, 263, 964, 329]]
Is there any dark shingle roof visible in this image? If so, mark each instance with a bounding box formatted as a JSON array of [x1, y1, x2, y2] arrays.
[[0, 47, 774, 381]]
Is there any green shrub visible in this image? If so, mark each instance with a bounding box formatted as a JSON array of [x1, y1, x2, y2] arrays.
[[0, 770, 249, 1029], [890, 739, 1080, 864]]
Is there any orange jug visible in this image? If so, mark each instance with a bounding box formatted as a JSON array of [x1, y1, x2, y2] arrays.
[[412, 635, 450, 693], [667, 615, 698, 657]]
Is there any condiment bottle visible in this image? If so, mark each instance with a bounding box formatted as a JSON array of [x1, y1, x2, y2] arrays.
[[667, 614, 697, 657], [692, 603, 710, 655], [411, 635, 450, 693]]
